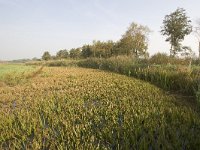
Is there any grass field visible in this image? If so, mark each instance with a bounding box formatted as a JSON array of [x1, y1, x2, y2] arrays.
[[0, 64, 35, 79], [0, 64, 41, 87], [0, 66, 200, 149]]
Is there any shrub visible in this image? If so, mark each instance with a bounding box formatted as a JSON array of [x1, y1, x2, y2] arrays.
[[149, 52, 170, 65], [26, 60, 79, 67]]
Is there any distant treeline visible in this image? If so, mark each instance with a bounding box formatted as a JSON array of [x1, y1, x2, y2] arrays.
[[41, 7, 200, 62], [42, 22, 150, 61]]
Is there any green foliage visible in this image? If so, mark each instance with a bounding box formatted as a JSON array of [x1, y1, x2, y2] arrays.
[[25, 61, 44, 66], [196, 84, 200, 105], [56, 49, 69, 59], [26, 59, 80, 67], [45, 22, 150, 60], [117, 22, 150, 58], [0, 64, 35, 79], [192, 59, 200, 65], [90, 40, 115, 58], [161, 8, 192, 56], [42, 51, 51, 61], [181, 46, 193, 58], [45, 60, 79, 67], [81, 45, 93, 58], [69, 48, 81, 59], [149, 53, 193, 65], [0, 64, 43, 86], [149, 53, 170, 65], [1, 67, 200, 149]]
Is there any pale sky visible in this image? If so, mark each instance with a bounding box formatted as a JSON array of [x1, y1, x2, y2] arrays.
[[0, 0, 200, 60]]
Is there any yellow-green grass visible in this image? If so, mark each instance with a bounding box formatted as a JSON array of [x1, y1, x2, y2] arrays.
[[0, 64, 35, 79], [0, 64, 41, 86], [0, 67, 200, 149]]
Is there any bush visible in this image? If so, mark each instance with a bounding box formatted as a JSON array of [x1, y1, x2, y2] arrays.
[[26, 60, 79, 67], [149, 52, 192, 66], [192, 59, 200, 66], [149, 53, 170, 65]]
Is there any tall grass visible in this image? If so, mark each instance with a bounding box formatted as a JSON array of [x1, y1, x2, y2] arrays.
[[78, 56, 200, 97]]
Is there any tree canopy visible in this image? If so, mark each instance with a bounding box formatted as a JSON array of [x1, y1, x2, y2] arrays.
[[161, 8, 192, 56], [69, 48, 81, 59], [118, 22, 150, 58], [42, 51, 51, 61], [56, 49, 69, 59]]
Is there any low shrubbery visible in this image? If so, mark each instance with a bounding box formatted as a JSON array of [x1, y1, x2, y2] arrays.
[[25, 61, 44, 66], [26, 59, 79, 67], [149, 52, 194, 66]]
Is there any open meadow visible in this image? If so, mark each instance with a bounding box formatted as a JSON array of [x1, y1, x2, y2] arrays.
[[0, 64, 200, 149], [0, 64, 41, 87], [0, 64, 35, 79]]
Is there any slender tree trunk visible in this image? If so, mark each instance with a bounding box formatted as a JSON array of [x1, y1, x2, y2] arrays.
[[135, 49, 138, 58], [94, 49, 96, 57], [199, 41, 200, 60], [170, 44, 173, 57]]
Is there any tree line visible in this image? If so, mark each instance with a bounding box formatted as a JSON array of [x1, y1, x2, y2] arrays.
[[42, 8, 200, 61], [42, 22, 150, 61]]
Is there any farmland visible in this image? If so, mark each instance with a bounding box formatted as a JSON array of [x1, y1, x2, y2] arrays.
[[0, 64, 42, 87], [0, 66, 200, 149], [0, 64, 35, 79]]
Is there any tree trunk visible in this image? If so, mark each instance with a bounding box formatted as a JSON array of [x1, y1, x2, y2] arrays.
[[170, 44, 173, 57], [199, 41, 200, 60], [135, 49, 138, 58]]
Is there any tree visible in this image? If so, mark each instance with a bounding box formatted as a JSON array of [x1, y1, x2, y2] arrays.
[[91, 40, 114, 58], [56, 49, 69, 59], [81, 45, 93, 58], [69, 48, 81, 59], [103, 40, 115, 58], [42, 51, 51, 61], [161, 8, 192, 57], [32, 57, 40, 61], [118, 22, 150, 58], [181, 46, 193, 58]]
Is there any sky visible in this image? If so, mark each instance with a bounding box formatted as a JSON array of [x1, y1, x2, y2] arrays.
[[0, 0, 200, 60]]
